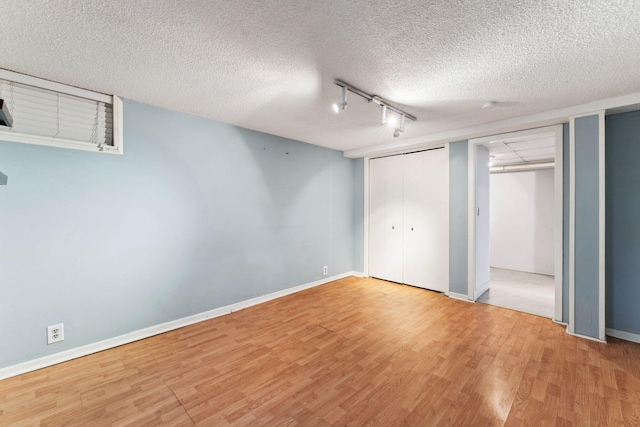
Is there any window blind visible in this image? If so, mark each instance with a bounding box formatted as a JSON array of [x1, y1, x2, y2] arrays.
[[0, 78, 113, 147]]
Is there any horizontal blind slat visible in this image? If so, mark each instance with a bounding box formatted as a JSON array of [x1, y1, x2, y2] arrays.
[[0, 77, 113, 146]]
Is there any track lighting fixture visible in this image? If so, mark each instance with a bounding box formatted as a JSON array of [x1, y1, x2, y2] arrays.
[[387, 114, 397, 128], [392, 114, 405, 138], [333, 80, 416, 137], [332, 86, 347, 113]]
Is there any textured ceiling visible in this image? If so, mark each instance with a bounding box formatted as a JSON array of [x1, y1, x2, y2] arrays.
[[1, 1, 640, 154]]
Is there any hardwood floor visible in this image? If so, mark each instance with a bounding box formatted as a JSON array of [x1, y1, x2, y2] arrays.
[[2, 276, 640, 426]]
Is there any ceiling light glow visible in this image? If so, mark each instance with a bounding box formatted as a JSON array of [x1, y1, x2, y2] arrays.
[[332, 79, 417, 138], [333, 86, 347, 113]]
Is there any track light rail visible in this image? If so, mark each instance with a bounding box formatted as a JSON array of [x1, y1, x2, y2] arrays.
[[333, 79, 417, 122]]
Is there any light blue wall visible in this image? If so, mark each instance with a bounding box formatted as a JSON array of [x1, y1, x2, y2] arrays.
[[574, 115, 601, 338], [606, 111, 640, 335], [0, 100, 357, 369], [352, 158, 364, 273], [449, 141, 468, 295]]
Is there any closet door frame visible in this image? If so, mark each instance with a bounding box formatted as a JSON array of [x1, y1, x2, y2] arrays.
[[364, 146, 449, 294]]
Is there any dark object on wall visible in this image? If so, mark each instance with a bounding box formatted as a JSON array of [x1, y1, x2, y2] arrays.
[[0, 171, 7, 185], [0, 99, 13, 127]]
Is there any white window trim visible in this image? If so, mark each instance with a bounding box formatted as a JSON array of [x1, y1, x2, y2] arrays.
[[0, 69, 123, 155]]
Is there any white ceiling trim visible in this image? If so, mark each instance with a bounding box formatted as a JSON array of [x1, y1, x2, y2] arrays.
[[344, 92, 640, 158]]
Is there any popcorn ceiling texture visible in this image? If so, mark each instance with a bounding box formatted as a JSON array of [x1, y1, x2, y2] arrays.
[[1, 0, 639, 152]]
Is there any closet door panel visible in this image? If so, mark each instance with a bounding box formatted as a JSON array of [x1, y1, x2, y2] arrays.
[[369, 157, 387, 280], [422, 148, 449, 292], [384, 155, 404, 283], [403, 151, 428, 288]]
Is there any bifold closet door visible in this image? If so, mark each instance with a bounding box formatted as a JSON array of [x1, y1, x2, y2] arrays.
[[403, 149, 449, 291], [403, 151, 426, 288], [369, 154, 404, 283]]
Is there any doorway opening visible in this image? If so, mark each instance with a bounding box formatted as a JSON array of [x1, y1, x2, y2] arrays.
[[468, 125, 563, 321]]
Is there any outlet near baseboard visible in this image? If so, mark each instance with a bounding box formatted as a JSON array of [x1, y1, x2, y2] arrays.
[[323, 266, 328, 275], [47, 323, 64, 344]]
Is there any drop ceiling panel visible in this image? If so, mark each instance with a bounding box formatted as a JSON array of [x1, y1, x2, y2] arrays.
[[516, 147, 556, 157], [521, 154, 556, 162], [492, 152, 520, 159], [506, 137, 555, 151], [486, 145, 512, 153]]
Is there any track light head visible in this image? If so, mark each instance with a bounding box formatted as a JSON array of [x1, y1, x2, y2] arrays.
[[332, 101, 347, 113], [333, 86, 348, 114], [381, 105, 387, 125], [393, 129, 400, 138]]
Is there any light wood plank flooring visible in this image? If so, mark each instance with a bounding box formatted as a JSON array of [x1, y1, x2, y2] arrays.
[[1, 276, 640, 426]]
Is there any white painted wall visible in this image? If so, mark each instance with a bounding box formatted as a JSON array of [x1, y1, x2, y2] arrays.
[[490, 169, 555, 275]]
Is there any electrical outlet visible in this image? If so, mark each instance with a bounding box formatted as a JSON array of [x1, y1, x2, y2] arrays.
[[323, 266, 328, 276], [47, 323, 64, 344]]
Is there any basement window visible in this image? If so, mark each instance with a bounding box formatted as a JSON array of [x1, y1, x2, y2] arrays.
[[0, 69, 123, 154]]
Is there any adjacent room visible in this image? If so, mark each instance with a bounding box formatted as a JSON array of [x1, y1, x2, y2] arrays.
[[1, 1, 640, 426], [477, 132, 558, 318]]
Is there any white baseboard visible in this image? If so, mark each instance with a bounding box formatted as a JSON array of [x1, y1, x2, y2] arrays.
[[0, 271, 360, 381], [474, 280, 490, 300], [606, 328, 640, 344], [447, 291, 474, 302], [566, 328, 607, 343]]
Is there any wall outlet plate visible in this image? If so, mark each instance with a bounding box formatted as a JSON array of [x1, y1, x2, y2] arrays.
[[47, 323, 64, 344], [323, 266, 328, 275]]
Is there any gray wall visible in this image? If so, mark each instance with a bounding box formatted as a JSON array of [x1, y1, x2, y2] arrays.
[[449, 141, 468, 295], [353, 158, 364, 273], [0, 100, 357, 369], [574, 115, 601, 338], [563, 123, 570, 324], [606, 111, 640, 335]]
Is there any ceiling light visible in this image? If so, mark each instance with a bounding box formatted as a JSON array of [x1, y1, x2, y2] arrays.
[[332, 80, 416, 137], [0, 99, 13, 127], [393, 115, 406, 138], [332, 86, 347, 113]]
